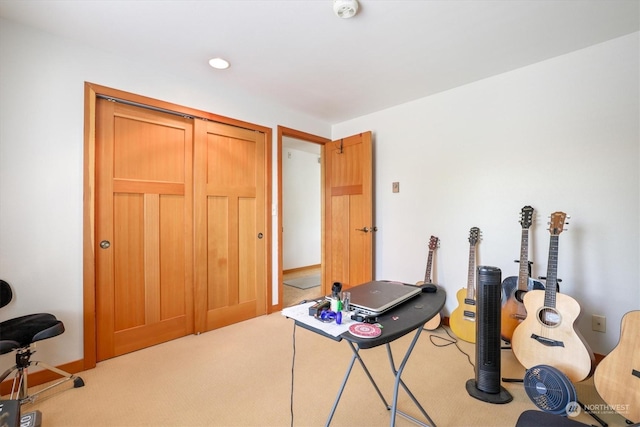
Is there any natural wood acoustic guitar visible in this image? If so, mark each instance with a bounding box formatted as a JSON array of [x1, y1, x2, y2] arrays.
[[416, 236, 441, 330], [450, 227, 480, 343], [500, 206, 545, 342], [511, 212, 594, 383], [594, 311, 640, 423]]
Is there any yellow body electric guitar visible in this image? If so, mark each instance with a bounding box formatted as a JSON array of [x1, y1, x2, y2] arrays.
[[416, 236, 441, 330], [450, 227, 480, 343], [511, 212, 594, 383]]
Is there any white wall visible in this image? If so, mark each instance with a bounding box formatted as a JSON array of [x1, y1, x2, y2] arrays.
[[1, 17, 637, 369], [0, 18, 331, 366], [332, 33, 640, 354], [282, 148, 321, 270]]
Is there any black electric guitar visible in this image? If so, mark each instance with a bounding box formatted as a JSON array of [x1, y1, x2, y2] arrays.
[[511, 212, 594, 383], [500, 206, 545, 342], [450, 227, 480, 343], [416, 236, 441, 330]]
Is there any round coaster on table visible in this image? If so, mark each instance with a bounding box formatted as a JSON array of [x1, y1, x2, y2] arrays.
[[349, 323, 382, 338]]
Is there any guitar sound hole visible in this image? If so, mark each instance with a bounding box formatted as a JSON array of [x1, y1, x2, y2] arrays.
[[538, 307, 561, 327]]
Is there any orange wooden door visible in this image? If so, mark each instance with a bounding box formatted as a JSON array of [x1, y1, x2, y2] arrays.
[[194, 120, 267, 332], [95, 99, 194, 361], [324, 132, 373, 293]]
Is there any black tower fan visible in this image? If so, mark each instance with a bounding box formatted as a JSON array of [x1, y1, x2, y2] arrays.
[[466, 265, 513, 403]]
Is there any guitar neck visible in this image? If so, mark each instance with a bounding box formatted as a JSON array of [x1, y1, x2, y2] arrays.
[[517, 228, 530, 290], [424, 249, 434, 283], [544, 235, 560, 308], [466, 244, 476, 300]]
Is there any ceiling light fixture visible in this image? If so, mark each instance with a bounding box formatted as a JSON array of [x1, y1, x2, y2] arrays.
[[333, 0, 359, 19], [209, 57, 230, 70]]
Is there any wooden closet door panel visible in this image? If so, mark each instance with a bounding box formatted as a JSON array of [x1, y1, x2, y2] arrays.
[[194, 120, 267, 332], [113, 192, 145, 331], [238, 197, 257, 303], [207, 196, 230, 311], [96, 99, 193, 361], [113, 116, 185, 182], [159, 194, 187, 320]]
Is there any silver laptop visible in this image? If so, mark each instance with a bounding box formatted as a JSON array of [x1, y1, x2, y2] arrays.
[[347, 281, 421, 316]]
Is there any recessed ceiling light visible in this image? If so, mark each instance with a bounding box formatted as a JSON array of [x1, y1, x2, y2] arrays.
[[209, 57, 230, 70]]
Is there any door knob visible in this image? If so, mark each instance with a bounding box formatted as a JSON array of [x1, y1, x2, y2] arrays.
[[100, 240, 111, 249], [355, 227, 370, 233]]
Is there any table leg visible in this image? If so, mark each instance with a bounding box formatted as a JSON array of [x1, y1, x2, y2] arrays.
[[325, 341, 390, 427], [349, 341, 391, 407], [386, 326, 436, 427], [325, 327, 435, 427]]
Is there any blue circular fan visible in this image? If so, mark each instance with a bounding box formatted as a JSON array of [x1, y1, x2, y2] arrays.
[[523, 365, 577, 416]]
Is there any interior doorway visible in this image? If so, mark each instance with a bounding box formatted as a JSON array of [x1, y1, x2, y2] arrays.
[[277, 127, 330, 308]]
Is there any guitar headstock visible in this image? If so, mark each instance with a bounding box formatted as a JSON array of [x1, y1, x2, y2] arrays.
[[548, 211, 568, 235], [520, 206, 534, 229], [429, 236, 439, 250], [468, 227, 481, 246]]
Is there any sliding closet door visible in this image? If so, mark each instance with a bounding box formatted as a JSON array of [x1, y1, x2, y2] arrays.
[[194, 120, 268, 332], [95, 99, 194, 361]]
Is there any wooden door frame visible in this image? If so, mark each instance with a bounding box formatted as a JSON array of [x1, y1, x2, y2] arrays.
[[276, 126, 330, 309], [83, 82, 272, 369]]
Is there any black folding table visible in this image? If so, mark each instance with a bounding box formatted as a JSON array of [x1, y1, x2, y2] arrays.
[[292, 285, 446, 427]]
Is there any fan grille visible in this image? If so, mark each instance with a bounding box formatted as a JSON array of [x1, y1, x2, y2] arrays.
[[524, 365, 577, 415]]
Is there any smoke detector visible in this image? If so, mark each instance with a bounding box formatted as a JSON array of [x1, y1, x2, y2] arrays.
[[333, 0, 359, 19]]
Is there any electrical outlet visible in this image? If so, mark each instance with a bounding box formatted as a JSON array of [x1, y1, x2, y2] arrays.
[[592, 315, 606, 333], [392, 182, 400, 193]]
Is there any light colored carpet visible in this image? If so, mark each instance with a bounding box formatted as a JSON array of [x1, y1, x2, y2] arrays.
[[283, 275, 321, 290], [16, 313, 629, 427]]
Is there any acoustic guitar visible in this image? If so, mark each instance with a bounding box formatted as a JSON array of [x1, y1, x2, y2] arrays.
[[594, 311, 640, 423], [500, 206, 545, 342], [511, 212, 594, 383], [416, 236, 441, 330], [450, 227, 480, 343]]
